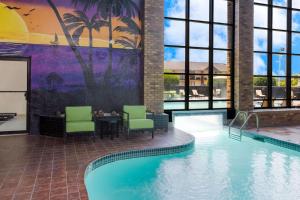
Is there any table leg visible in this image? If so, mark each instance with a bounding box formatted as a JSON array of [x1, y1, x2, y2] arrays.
[[110, 123, 114, 140], [116, 122, 119, 138], [100, 121, 104, 139]]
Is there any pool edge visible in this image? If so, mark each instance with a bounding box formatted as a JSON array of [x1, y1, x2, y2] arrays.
[[84, 134, 195, 189]]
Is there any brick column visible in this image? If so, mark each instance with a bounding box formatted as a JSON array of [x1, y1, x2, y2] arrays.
[[234, 0, 254, 111], [143, 0, 164, 113]]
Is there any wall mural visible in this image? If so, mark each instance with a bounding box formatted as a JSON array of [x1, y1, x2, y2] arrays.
[[0, 0, 143, 133]]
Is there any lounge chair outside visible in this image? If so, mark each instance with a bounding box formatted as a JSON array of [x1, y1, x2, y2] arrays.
[[256, 90, 266, 98], [192, 89, 205, 97]]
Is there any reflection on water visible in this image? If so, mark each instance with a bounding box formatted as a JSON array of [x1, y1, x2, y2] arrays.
[[86, 115, 300, 200]]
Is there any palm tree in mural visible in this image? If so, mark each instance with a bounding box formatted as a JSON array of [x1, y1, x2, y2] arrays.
[[63, 11, 108, 74], [47, 0, 96, 95], [114, 17, 141, 49], [97, 0, 139, 78], [70, 0, 140, 78], [46, 72, 64, 91]]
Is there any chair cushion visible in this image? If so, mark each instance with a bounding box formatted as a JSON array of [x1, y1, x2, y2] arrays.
[[66, 121, 95, 133], [65, 106, 92, 122], [123, 105, 146, 119], [129, 119, 154, 130]]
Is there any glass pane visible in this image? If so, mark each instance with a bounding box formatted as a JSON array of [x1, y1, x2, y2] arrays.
[[189, 75, 209, 100], [292, 0, 300, 9], [164, 102, 185, 110], [292, 33, 300, 54], [254, 29, 268, 52], [213, 76, 231, 100], [273, 8, 287, 30], [0, 92, 27, 132], [292, 11, 300, 32], [292, 56, 300, 76], [291, 78, 300, 99], [254, 53, 268, 75], [164, 74, 184, 101], [272, 77, 286, 99], [214, 25, 231, 49], [189, 101, 209, 109], [254, 77, 268, 100], [272, 54, 286, 76], [273, 0, 287, 7], [254, 5, 268, 28], [273, 100, 286, 107], [292, 100, 300, 107], [164, 19, 185, 46], [213, 101, 229, 109], [214, 0, 233, 24], [164, 0, 185, 18], [190, 22, 209, 47], [214, 50, 231, 74], [0, 60, 27, 91], [254, 0, 268, 3], [190, 0, 209, 21], [164, 47, 185, 73], [254, 100, 269, 108], [190, 49, 209, 74], [272, 31, 286, 53]]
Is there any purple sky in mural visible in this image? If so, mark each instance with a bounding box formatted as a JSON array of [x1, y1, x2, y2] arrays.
[[16, 44, 142, 91], [7, 0, 143, 9]]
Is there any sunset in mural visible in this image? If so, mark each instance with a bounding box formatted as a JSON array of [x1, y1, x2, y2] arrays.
[[0, 1, 141, 48], [0, 0, 143, 133]]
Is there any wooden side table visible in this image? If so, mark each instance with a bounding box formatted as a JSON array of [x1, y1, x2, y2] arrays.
[[39, 115, 64, 137], [94, 114, 121, 140]]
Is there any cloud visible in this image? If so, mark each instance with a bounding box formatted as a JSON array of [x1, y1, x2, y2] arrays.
[[293, 1, 300, 8], [254, 54, 267, 75], [164, 0, 231, 64]]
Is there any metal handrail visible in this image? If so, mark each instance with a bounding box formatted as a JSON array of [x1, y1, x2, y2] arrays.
[[240, 113, 259, 134], [228, 111, 248, 136], [228, 111, 259, 141]]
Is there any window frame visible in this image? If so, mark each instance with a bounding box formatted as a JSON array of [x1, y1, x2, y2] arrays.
[[254, 0, 300, 109], [164, 0, 235, 111]]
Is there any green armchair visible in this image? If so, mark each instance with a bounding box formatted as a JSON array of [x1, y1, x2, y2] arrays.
[[123, 105, 154, 139], [65, 106, 96, 141]]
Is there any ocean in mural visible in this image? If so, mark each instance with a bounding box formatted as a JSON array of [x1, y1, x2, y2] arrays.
[[0, 0, 143, 133]]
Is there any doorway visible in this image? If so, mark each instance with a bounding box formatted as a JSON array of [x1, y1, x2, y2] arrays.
[[0, 57, 30, 133]]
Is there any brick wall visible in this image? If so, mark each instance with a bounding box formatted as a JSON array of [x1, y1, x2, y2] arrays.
[[143, 0, 164, 113], [234, 0, 254, 111]]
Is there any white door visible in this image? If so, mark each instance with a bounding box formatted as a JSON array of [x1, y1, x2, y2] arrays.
[[0, 58, 28, 132]]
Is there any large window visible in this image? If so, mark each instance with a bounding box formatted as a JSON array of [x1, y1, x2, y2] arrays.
[[164, 0, 235, 111], [254, 0, 300, 108]]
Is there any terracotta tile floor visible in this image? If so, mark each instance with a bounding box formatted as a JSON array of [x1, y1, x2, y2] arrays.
[[249, 126, 300, 145], [0, 128, 193, 200]]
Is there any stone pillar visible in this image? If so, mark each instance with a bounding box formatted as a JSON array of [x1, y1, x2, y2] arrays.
[[234, 0, 254, 111], [143, 0, 164, 113]]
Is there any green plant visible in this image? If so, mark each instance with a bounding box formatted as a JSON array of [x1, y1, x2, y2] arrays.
[[164, 74, 180, 90]]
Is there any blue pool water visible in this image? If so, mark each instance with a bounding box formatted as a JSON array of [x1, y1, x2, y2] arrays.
[[85, 130, 300, 200]]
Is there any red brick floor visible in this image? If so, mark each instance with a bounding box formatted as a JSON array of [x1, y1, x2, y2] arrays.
[[0, 128, 193, 200]]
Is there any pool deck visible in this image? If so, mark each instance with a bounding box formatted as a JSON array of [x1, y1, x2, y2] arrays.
[[0, 128, 194, 200], [248, 126, 300, 145]]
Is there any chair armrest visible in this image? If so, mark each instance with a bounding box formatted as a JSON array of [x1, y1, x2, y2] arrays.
[[146, 111, 155, 120], [121, 111, 129, 127]]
